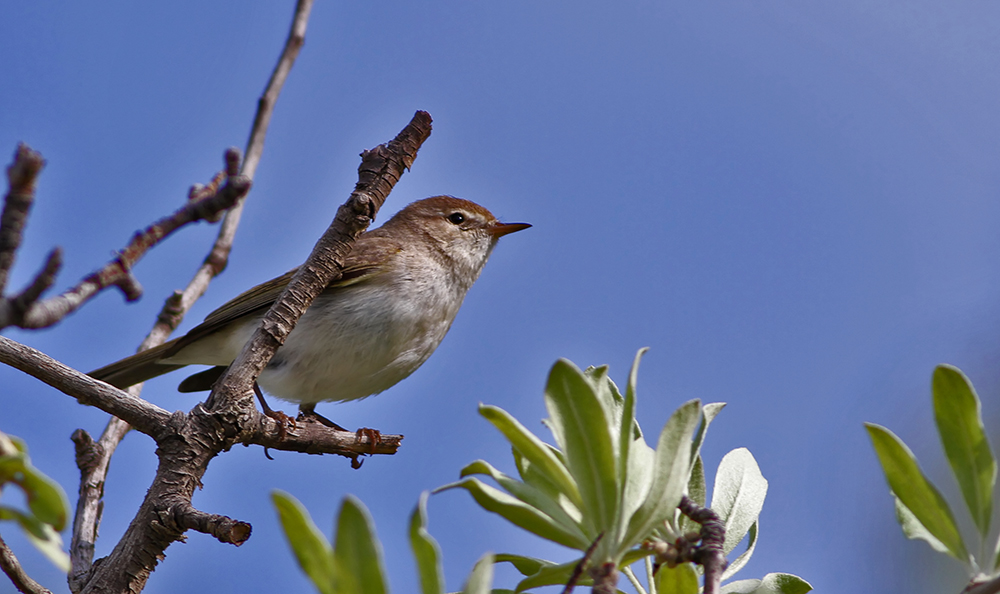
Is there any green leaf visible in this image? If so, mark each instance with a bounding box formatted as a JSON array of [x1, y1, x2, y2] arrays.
[[493, 553, 552, 577], [710, 448, 768, 556], [679, 455, 707, 536], [865, 423, 969, 562], [510, 558, 580, 592], [623, 400, 701, 552], [893, 495, 952, 556], [0, 506, 70, 572], [544, 359, 621, 539], [435, 478, 590, 549], [461, 553, 495, 594], [721, 579, 764, 594], [619, 350, 645, 496], [691, 403, 726, 463], [754, 573, 813, 594], [461, 460, 586, 538], [409, 492, 445, 594], [721, 520, 758, 581], [480, 405, 582, 508], [932, 365, 997, 536], [656, 563, 700, 594], [20, 465, 69, 531], [271, 491, 336, 594], [333, 496, 388, 594]]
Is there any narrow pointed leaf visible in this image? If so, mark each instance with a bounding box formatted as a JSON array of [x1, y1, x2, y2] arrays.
[[932, 365, 996, 536], [618, 349, 645, 519], [480, 405, 582, 507], [544, 359, 620, 536], [20, 465, 69, 531], [656, 563, 700, 594], [461, 460, 586, 537], [710, 448, 768, 555], [721, 520, 758, 581], [691, 403, 726, 463], [462, 553, 495, 594], [893, 495, 952, 555], [333, 496, 387, 594], [0, 506, 70, 572], [865, 423, 969, 561], [271, 491, 336, 594], [623, 400, 701, 549], [409, 492, 445, 594], [511, 559, 580, 592], [494, 554, 552, 577], [436, 478, 590, 549]]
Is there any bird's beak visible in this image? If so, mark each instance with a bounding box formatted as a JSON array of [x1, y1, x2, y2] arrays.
[[489, 221, 532, 238]]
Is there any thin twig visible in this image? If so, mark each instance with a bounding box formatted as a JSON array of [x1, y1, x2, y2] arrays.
[[4, 150, 249, 330], [0, 144, 45, 295], [0, 534, 54, 594], [562, 533, 604, 594]]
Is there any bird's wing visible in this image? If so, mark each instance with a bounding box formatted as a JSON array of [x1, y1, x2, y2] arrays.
[[178, 234, 404, 348]]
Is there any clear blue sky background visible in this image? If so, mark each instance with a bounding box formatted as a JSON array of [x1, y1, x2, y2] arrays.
[[2, 1, 1000, 593]]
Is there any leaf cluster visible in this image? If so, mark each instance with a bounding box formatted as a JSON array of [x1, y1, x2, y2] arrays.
[[867, 364, 1000, 583]]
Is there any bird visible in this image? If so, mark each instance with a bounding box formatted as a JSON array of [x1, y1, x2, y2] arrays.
[[89, 196, 529, 426]]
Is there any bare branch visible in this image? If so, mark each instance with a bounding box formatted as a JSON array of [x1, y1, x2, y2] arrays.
[[169, 504, 251, 546], [242, 415, 403, 458], [0, 144, 45, 295], [0, 336, 170, 436], [5, 151, 250, 330], [0, 534, 53, 594]]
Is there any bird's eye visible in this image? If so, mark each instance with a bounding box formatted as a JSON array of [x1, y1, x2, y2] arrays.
[[447, 212, 465, 225]]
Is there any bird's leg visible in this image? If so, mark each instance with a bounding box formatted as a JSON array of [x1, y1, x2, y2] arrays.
[[296, 403, 347, 431], [254, 383, 296, 437]]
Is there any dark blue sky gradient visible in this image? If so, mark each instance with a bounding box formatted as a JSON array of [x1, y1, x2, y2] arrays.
[[3, 2, 1000, 592]]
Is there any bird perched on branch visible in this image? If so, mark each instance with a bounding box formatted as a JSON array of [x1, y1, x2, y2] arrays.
[[89, 196, 529, 426]]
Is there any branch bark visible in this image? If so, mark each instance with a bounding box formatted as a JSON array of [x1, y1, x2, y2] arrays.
[[0, 535, 53, 594]]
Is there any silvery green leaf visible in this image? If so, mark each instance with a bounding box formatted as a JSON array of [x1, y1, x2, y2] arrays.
[[271, 491, 336, 594], [332, 495, 388, 594], [721, 520, 758, 581], [461, 553, 495, 594], [435, 478, 590, 549], [710, 448, 768, 556], [544, 359, 621, 539], [866, 423, 969, 562], [461, 460, 586, 536], [932, 365, 996, 536], [480, 404, 582, 508], [893, 495, 952, 556], [409, 492, 445, 594], [622, 400, 701, 551]]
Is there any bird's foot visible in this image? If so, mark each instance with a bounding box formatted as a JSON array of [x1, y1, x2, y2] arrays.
[[355, 427, 382, 455], [254, 383, 296, 439]]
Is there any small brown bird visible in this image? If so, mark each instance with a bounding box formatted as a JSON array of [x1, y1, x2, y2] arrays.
[[90, 196, 529, 421]]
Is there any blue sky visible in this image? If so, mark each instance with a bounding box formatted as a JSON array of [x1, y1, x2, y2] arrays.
[[3, 1, 1000, 592]]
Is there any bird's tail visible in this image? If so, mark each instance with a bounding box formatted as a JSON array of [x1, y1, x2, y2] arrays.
[[88, 338, 187, 388]]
